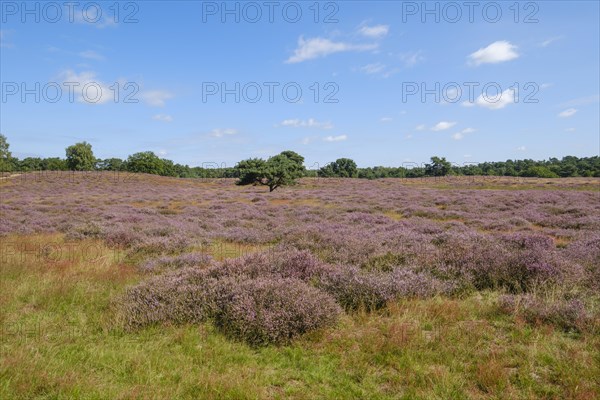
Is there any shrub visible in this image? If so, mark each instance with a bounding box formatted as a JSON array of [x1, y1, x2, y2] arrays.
[[115, 267, 231, 330], [216, 278, 341, 346], [498, 294, 594, 332], [140, 252, 213, 272], [317, 265, 442, 310]]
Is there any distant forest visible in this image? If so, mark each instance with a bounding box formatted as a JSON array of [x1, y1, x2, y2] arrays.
[[1, 135, 598, 179]]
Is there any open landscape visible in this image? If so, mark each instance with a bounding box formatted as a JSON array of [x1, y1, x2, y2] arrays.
[[1, 172, 599, 399], [2, 1, 599, 398]]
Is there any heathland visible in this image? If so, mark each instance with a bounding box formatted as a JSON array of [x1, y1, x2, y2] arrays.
[[1, 173, 598, 399]]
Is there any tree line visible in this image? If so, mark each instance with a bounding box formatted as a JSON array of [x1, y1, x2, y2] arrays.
[[1, 135, 598, 189]]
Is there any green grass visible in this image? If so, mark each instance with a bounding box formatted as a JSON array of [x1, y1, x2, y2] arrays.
[[1, 235, 598, 399]]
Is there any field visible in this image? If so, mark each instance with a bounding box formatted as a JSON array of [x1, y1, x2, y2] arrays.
[[1, 172, 599, 399]]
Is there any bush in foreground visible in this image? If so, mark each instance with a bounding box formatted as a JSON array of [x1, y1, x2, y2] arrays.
[[216, 278, 341, 346]]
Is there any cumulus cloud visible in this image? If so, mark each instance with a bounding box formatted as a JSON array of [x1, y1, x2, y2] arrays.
[[358, 24, 389, 39], [431, 121, 457, 131], [152, 114, 173, 122], [451, 128, 476, 140], [323, 134, 347, 142], [463, 88, 516, 110], [516, 146, 526, 151], [59, 69, 113, 104], [279, 118, 333, 129], [286, 36, 377, 63], [468, 41, 519, 66], [415, 124, 426, 131], [558, 108, 577, 118]]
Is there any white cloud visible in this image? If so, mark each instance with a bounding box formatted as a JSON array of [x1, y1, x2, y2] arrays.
[[210, 128, 237, 138], [158, 149, 168, 156], [380, 117, 393, 122], [565, 128, 576, 132], [139, 90, 173, 107], [540, 83, 553, 89], [286, 36, 377, 63], [59, 69, 113, 104], [152, 114, 173, 122], [360, 63, 386, 74], [358, 62, 399, 78], [79, 50, 105, 61], [516, 146, 526, 151], [323, 135, 347, 142], [431, 121, 457, 131], [558, 108, 577, 118], [451, 127, 476, 140], [415, 124, 426, 131], [279, 118, 333, 129], [400, 50, 424, 67], [463, 88, 516, 110], [540, 36, 562, 47], [468, 41, 519, 66], [358, 24, 389, 39]]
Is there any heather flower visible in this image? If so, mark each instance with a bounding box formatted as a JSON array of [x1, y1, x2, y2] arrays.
[[215, 278, 341, 346]]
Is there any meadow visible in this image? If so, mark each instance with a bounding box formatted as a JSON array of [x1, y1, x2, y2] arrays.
[[1, 172, 599, 399]]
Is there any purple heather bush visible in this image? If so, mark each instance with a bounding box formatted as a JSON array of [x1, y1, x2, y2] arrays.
[[3, 172, 599, 343], [215, 278, 341, 346], [316, 265, 444, 310], [139, 252, 213, 272]]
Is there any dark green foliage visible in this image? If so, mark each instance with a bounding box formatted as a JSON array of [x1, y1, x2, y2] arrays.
[[319, 158, 358, 178], [425, 156, 453, 177], [0, 134, 12, 172], [236, 150, 305, 191], [66, 141, 95, 171]]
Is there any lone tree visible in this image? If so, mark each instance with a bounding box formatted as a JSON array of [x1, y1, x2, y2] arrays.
[[236, 150, 305, 192], [319, 158, 358, 178], [425, 156, 452, 177], [66, 141, 95, 171]]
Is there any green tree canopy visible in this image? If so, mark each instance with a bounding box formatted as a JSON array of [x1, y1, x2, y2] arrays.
[[235, 151, 305, 192], [0, 134, 13, 172], [425, 156, 452, 177], [319, 158, 358, 178], [126, 151, 166, 175], [66, 142, 95, 171]]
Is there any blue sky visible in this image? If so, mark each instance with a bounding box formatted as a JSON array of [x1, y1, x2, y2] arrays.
[[1, 1, 599, 169]]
